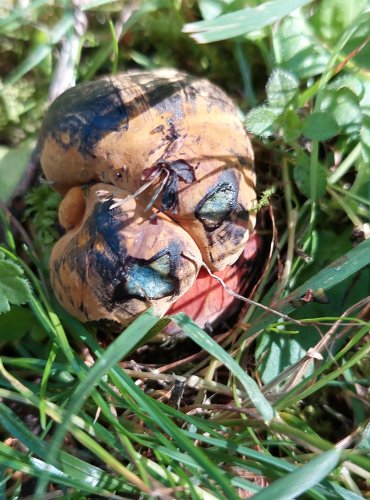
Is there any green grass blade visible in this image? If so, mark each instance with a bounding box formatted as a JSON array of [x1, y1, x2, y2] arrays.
[[39, 341, 58, 429], [183, 0, 313, 43], [45, 309, 160, 461], [0, 402, 126, 493], [242, 238, 370, 340], [0, 441, 119, 496], [4, 12, 75, 85], [252, 449, 341, 500], [170, 313, 275, 422], [60, 313, 241, 498]]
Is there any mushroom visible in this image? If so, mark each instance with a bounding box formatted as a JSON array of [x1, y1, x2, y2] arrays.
[[51, 184, 201, 325], [40, 69, 256, 326]]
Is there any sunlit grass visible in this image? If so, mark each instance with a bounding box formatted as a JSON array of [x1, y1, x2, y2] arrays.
[[0, 0, 369, 498]]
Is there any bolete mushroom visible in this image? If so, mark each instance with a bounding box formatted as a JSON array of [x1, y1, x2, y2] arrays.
[[40, 69, 256, 326]]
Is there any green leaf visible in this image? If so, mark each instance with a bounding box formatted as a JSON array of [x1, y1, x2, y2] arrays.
[[252, 449, 341, 500], [0, 252, 31, 314], [327, 74, 365, 99], [330, 483, 364, 500], [0, 440, 121, 495], [320, 88, 362, 135], [170, 313, 275, 422], [272, 9, 330, 78], [294, 153, 327, 199], [266, 69, 299, 108], [245, 106, 280, 137], [182, 0, 313, 43], [0, 307, 42, 341], [302, 111, 339, 141]]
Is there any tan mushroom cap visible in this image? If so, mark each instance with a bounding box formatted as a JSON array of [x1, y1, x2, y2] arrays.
[[50, 183, 202, 326], [41, 69, 256, 271]]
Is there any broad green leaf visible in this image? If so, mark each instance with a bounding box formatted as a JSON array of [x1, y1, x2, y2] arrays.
[[302, 111, 339, 141], [257, 232, 370, 383], [320, 88, 362, 135], [245, 106, 280, 137], [256, 333, 316, 384], [0, 252, 31, 314], [183, 0, 313, 43], [170, 313, 275, 422], [266, 69, 299, 108], [252, 449, 341, 500]]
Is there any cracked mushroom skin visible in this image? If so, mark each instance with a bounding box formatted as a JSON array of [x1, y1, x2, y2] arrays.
[[50, 184, 202, 325], [40, 69, 256, 271]]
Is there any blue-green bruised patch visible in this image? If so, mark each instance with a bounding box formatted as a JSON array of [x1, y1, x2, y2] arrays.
[[40, 78, 128, 156], [195, 170, 239, 231], [113, 244, 181, 302], [124, 254, 174, 299]]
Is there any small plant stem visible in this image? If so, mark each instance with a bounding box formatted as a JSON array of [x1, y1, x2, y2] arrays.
[[328, 143, 362, 184], [327, 188, 362, 226], [340, 465, 364, 495], [330, 184, 370, 206], [194, 358, 218, 405], [277, 159, 297, 297]]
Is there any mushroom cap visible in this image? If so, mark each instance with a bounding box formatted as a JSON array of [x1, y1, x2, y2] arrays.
[[40, 69, 255, 270], [50, 183, 202, 325]]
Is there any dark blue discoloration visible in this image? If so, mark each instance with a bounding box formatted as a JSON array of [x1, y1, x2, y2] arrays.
[[113, 245, 180, 302], [41, 79, 128, 156], [52, 199, 130, 313], [195, 171, 239, 231], [146, 79, 185, 120], [52, 195, 182, 314], [88, 201, 130, 300], [195, 171, 249, 261]]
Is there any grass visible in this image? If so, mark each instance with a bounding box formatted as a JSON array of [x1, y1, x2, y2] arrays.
[[0, 0, 369, 498]]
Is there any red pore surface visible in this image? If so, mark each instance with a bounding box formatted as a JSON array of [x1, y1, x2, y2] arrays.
[[166, 229, 267, 334]]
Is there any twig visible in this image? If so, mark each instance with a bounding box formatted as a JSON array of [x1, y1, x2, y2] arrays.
[[184, 252, 302, 325]]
